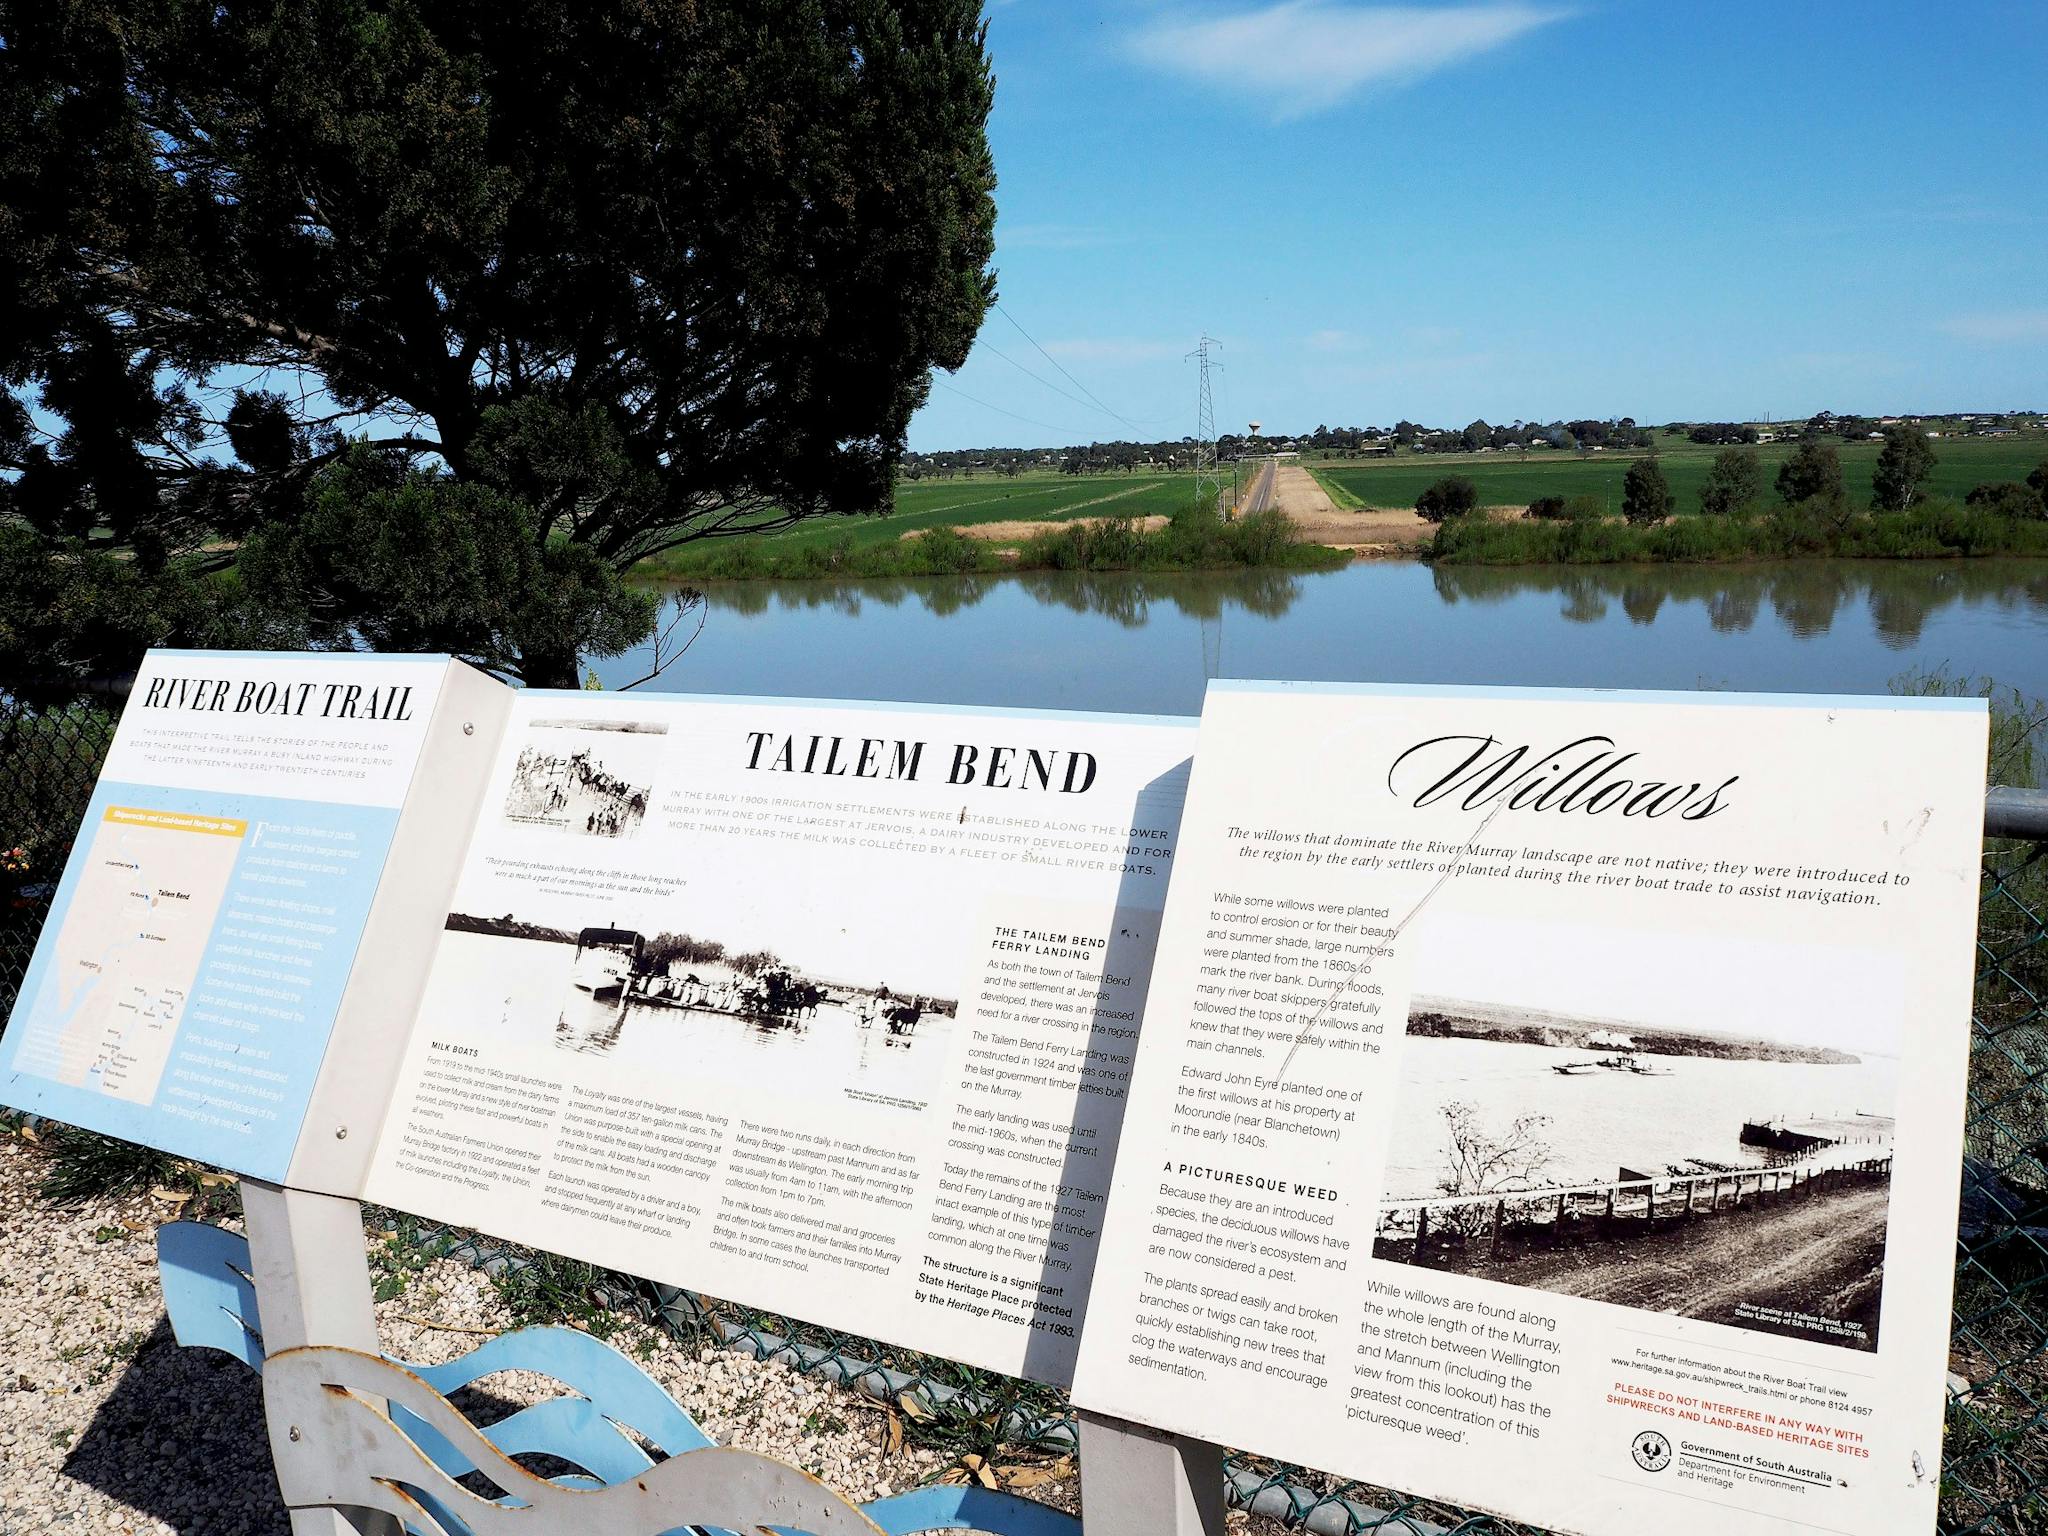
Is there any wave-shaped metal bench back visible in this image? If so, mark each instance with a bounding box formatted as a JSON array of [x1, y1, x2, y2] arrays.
[[159, 1221, 1081, 1536]]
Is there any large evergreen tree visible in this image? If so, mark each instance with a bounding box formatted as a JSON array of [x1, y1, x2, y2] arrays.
[[1, 0, 999, 693]]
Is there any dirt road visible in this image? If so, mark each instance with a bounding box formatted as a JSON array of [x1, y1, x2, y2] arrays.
[[1387, 1183, 1890, 1351], [1268, 463, 1432, 555]]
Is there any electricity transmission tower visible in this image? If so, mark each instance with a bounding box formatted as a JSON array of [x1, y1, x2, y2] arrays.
[[1187, 334, 1222, 515]]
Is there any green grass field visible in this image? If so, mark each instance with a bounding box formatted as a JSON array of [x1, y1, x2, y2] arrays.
[[633, 469, 1282, 580], [1317, 435, 2046, 515], [692, 470, 1207, 556]]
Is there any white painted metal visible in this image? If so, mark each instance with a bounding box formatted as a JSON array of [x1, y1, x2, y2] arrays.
[[263, 1345, 886, 1535], [1078, 1409, 1225, 1536], [241, 1180, 399, 1536], [287, 659, 514, 1196]]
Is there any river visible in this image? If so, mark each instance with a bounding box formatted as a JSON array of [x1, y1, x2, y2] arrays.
[[431, 929, 956, 1109], [593, 560, 2048, 733], [1377, 1036, 1901, 1203]]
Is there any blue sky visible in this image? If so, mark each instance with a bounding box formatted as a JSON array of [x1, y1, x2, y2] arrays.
[[907, 0, 2048, 451]]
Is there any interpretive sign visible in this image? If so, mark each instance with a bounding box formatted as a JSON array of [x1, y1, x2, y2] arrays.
[[1, 650, 506, 1180], [357, 692, 1194, 1385], [1073, 682, 1986, 1536]]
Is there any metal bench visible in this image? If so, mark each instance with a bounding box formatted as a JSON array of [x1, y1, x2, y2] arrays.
[[159, 1220, 1080, 1536]]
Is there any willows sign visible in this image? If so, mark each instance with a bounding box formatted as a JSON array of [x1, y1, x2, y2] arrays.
[[1078, 682, 1983, 1536]]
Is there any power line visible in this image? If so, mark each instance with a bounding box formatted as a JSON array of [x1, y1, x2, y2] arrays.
[[975, 339, 1114, 419], [994, 303, 1142, 427], [928, 377, 1091, 437]]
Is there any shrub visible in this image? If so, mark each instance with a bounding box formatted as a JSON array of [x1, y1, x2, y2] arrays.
[[1699, 447, 1761, 516], [1871, 424, 1937, 511], [1776, 440, 1844, 506], [1767, 497, 1849, 554], [1415, 475, 1479, 523], [1562, 494, 1603, 521], [1966, 482, 2048, 521], [1621, 456, 1674, 527], [903, 525, 991, 574], [1525, 495, 1567, 521]]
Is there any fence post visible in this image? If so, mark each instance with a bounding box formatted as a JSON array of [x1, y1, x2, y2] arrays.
[[241, 1179, 399, 1536], [1078, 1412, 1226, 1536], [1489, 1198, 1505, 1260]]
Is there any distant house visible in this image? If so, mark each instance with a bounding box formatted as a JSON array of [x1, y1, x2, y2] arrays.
[[1981, 427, 2018, 437], [1756, 431, 1779, 443]]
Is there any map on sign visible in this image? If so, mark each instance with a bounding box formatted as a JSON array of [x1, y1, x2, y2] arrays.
[[9, 806, 244, 1105], [0, 649, 486, 1182]]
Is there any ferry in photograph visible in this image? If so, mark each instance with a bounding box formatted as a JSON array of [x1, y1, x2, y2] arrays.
[[571, 926, 644, 997]]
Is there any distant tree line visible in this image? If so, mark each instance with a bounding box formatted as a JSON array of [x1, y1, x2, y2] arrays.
[[1414, 427, 2048, 529], [909, 409, 2041, 485]]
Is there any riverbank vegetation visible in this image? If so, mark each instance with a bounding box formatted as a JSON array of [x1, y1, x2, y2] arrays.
[[1433, 497, 2048, 564], [1430, 433, 2048, 565], [642, 505, 1348, 581]]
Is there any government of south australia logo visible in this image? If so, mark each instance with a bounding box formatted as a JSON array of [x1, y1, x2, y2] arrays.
[[1631, 1430, 1673, 1472]]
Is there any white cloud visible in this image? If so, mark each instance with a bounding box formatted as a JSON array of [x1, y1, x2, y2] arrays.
[[1939, 310, 2048, 345], [1129, 2, 1572, 118]]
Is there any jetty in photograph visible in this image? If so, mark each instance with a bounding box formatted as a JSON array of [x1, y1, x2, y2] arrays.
[[1378, 986, 1899, 1352]]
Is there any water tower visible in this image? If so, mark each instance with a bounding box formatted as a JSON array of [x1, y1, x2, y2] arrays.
[[1248, 421, 1262, 435]]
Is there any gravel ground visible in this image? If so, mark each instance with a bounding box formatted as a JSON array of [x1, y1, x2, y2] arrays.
[[0, 1138, 1094, 1533]]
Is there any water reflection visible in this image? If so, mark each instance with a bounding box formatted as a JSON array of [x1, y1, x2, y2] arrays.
[[602, 558, 2048, 730], [691, 567, 1308, 628], [700, 559, 2048, 648], [1429, 560, 2048, 648]]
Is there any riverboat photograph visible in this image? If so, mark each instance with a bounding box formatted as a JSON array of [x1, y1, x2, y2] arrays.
[[1374, 917, 1902, 1353], [501, 716, 667, 840], [440, 909, 960, 1111]]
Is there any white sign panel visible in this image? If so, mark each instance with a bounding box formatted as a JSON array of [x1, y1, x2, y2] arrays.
[[1073, 681, 1985, 1536], [1, 651, 476, 1180], [362, 692, 1195, 1385]]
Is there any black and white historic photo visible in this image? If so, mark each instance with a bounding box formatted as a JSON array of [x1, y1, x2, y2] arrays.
[[1374, 915, 1900, 1352], [439, 904, 961, 1112], [502, 717, 666, 838]]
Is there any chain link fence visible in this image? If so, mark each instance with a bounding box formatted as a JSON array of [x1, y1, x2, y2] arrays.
[[0, 699, 117, 1021], [2, 694, 2043, 1535]]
